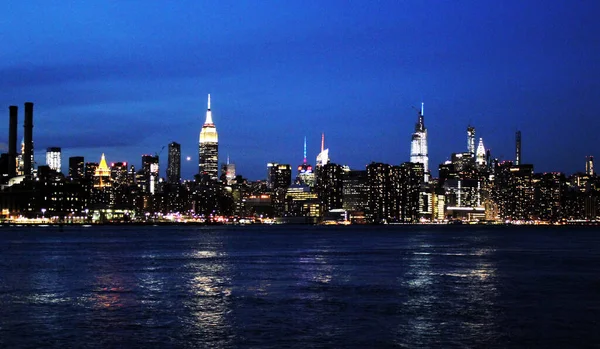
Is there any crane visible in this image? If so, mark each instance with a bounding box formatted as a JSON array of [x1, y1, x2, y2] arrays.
[[155, 145, 165, 158]]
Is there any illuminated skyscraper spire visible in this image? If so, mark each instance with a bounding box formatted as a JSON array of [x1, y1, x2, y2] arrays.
[[321, 133, 325, 152], [476, 138, 486, 167], [205, 94, 213, 124], [410, 102, 429, 182], [317, 132, 329, 167]]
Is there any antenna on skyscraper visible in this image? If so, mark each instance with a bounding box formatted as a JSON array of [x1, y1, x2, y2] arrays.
[[321, 133, 325, 152], [303, 136, 307, 164]]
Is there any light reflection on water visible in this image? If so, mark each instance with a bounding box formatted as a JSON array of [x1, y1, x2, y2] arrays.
[[183, 242, 233, 348], [0, 226, 599, 348]]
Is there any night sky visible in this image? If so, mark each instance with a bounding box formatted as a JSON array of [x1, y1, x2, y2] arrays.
[[1, 1, 599, 180]]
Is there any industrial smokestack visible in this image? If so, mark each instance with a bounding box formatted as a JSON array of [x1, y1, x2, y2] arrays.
[[23, 102, 33, 176], [8, 106, 18, 177]]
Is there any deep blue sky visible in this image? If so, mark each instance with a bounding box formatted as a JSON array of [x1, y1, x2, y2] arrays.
[[1, 1, 599, 180]]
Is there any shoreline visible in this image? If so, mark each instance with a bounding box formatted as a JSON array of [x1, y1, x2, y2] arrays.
[[2, 221, 599, 227]]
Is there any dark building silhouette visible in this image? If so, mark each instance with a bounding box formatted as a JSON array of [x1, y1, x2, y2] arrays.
[[68, 156, 85, 180], [167, 142, 181, 184], [85, 162, 98, 179], [8, 106, 17, 178], [23, 102, 34, 176], [267, 163, 292, 190], [493, 161, 534, 220], [315, 162, 344, 213], [342, 169, 369, 212]]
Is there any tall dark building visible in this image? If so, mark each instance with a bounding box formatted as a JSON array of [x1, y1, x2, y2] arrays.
[[140, 155, 159, 194], [467, 126, 475, 155], [367, 162, 423, 223], [8, 106, 18, 178], [23, 102, 34, 176], [167, 142, 181, 184], [68, 156, 85, 180], [199, 94, 219, 180], [315, 162, 344, 213], [493, 161, 534, 221], [111, 162, 129, 186], [515, 130, 522, 166], [367, 162, 392, 223], [85, 162, 98, 179], [267, 163, 292, 190], [342, 169, 369, 212]]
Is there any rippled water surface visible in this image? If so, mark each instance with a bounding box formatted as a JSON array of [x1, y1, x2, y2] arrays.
[[1, 225, 599, 348]]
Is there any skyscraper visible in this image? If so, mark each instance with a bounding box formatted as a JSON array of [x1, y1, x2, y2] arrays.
[[46, 147, 61, 172], [68, 156, 84, 180], [221, 156, 236, 185], [515, 130, 522, 166], [167, 142, 181, 184], [23, 102, 34, 176], [467, 126, 475, 155], [410, 103, 429, 182], [316, 133, 330, 167], [476, 138, 486, 167], [141, 154, 159, 194], [94, 154, 111, 188], [267, 163, 292, 190], [586, 156, 594, 176], [199, 94, 219, 180], [297, 136, 315, 187]]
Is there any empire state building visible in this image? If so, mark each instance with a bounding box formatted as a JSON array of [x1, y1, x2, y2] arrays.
[[410, 102, 429, 182], [199, 94, 219, 180]]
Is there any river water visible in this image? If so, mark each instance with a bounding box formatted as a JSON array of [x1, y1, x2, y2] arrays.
[[0, 225, 599, 348]]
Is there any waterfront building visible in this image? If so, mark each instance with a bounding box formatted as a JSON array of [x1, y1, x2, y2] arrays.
[[342, 167, 369, 212], [410, 103, 429, 182], [533, 172, 565, 222], [199, 94, 219, 180], [367, 162, 391, 223], [46, 147, 61, 173], [315, 162, 344, 214], [493, 161, 534, 221], [398, 162, 423, 222], [167, 142, 181, 184], [283, 184, 320, 223]]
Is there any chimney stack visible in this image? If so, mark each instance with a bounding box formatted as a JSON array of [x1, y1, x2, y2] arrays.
[[8, 106, 18, 178], [23, 102, 34, 176]]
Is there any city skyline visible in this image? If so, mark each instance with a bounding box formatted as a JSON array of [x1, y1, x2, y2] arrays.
[[1, 1, 599, 179]]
